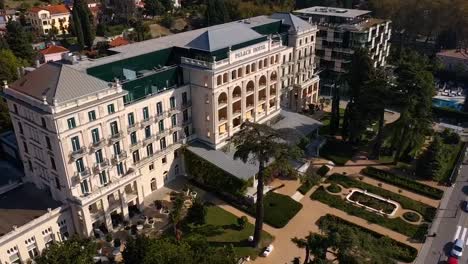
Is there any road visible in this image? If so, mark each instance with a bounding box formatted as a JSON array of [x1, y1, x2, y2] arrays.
[[417, 162, 468, 264]]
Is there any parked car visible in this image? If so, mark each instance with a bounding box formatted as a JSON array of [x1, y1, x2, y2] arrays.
[[447, 256, 458, 264], [262, 245, 274, 257], [451, 239, 464, 257]]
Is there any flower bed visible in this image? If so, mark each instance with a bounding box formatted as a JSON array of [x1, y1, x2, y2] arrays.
[[347, 190, 397, 215], [327, 174, 436, 222], [326, 183, 341, 193], [403, 211, 421, 223], [361, 167, 443, 199], [310, 186, 428, 240]]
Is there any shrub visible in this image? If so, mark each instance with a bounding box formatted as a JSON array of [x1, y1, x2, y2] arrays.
[[317, 165, 330, 176], [320, 139, 354, 165], [441, 129, 460, 145], [237, 216, 248, 230], [361, 167, 444, 199], [326, 174, 437, 222], [186, 199, 207, 226], [403, 212, 421, 222], [326, 183, 341, 193], [310, 186, 427, 240], [114, 238, 121, 248], [318, 215, 418, 262], [105, 234, 112, 242], [297, 168, 322, 195]]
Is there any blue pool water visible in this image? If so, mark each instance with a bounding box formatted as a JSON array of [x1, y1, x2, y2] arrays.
[[432, 98, 464, 111]]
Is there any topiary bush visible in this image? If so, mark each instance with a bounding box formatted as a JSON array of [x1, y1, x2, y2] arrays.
[[403, 211, 420, 223], [326, 183, 341, 193]]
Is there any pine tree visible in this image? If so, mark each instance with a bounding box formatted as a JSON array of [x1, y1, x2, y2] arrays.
[[5, 21, 35, 64], [72, 0, 95, 49], [417, 136, 445, 180]]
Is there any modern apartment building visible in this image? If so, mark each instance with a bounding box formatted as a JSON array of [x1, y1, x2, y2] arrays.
[[26, 4, 71, 35], [0, 12, 319, 263], [294, 6, 391, 89]]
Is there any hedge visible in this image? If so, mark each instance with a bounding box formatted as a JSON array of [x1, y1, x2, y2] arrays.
[[184, 149, 249, 197], [318, 214, 418, 262], [361, 167, 444, 199], [326, 174, 437, 222], [311, 186, 428, 240], [317, 165, 330, 176]]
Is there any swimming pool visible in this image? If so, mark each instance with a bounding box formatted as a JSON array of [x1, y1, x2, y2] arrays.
[[432, 98, 464, 111]]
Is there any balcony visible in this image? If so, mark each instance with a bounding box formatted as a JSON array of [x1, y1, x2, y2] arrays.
[[182, 101, 192, 109], [89, 138, 106, 151], [129, 141, 141, 151], [140, 117, 153, 128], [143, 135, 155, 145], [112, 151, 127, 164], [218, 100, 227, 108], [127, 123, 138, 133], [246, 103, 254, 109], [259, 96, 267, 103], [93, 159, 110, 174], [169, 107, 179, 115], [74, 168, 91, 179], [70, 147, 87, 160], [108, 131, 124, 143], [155, 112, 165, 121]]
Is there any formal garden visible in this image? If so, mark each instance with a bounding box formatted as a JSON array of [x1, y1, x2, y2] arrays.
[[310, 174, 434, 240]]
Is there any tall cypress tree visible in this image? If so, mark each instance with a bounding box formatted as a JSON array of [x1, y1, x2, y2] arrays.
[[71, 7, 85, 50]]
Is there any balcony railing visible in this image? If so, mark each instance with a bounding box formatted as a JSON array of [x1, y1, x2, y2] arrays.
[[127, 123, 138, 133], [143, 135, 155, 145], [140, 117, 153, 128], [233, 109, 242, 115], [93, 159, 110, 174], [108, 131, 124, 143], [182, 101, 192, 109], [90, 139, 106, 151], [112, 151, 127, 164], [74, 168, 91, 178], [246, 103, 254, 109], [218, 100, 227, 108], [129, 141, 141, 150], [169, 107, 179, 115], [232, 94, 241, 100], [70, 147, 87, 160]]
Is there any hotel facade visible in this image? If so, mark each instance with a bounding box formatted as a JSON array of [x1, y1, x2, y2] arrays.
[[0, 13, 319, 263]]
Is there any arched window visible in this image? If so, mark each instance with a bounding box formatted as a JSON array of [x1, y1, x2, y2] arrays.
[[246, 81, 255, 92], [216, 75, 222, 86], [233, 86, 241, 98], [259, 60, 263, 69], [270, 72, 277, 82], [237, 68, 243, 77], [251, 63, 256, 72], [246, 64, 250, 74], [259, 75, 267, 87], [232, 70, 237, 80], [270, 56, 274, 64], [218, 92, 227, 105], [263, 58, 268, 67], [223, 73, 228, 83]]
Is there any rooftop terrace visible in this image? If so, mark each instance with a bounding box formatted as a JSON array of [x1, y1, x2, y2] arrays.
[[0, 183, 62, 236]]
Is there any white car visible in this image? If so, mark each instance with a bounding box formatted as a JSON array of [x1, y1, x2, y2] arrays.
[[451, 239, 464, 257], [262, 245, 274, 257]]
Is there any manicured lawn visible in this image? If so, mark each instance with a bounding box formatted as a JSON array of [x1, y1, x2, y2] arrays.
[[261, 192, 303, 228], [320, 139, 354, 165], [185, 205, 273, 259]]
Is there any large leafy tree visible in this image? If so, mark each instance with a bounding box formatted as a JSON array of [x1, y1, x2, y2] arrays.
[[230, 121, 301, 248], [342, 48, 374, 142], [143, 0, 165, 17], [416, 135, 446, 180], [0, 49, 22, 83], [5, 21, 35, 64], [205, 0, 229, 26], [35, 237, 97, 264], [123, 236, 237, 264]]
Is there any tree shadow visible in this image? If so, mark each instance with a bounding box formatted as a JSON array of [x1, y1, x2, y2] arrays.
[[187, 224, 224, 237]]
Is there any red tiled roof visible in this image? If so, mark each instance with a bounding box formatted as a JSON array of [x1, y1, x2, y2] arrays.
[[40, 45, 69, 55], [30, 4, 70, 15], [109, 37, 130, 47], [437, 49, 468, 60]]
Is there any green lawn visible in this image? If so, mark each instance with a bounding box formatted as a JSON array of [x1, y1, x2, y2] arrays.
[[261, 192, 303, 228], [320, 139, 355, 165], [184, 205, 273, 259]]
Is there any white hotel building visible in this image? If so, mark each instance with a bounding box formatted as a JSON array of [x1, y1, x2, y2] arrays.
[[0, 12, 319, 263]]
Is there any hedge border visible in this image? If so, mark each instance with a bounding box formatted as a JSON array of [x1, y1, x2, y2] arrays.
[[310, 186, 428, 240], [361, 167, 443, 199], [318, 214, 418, 262]]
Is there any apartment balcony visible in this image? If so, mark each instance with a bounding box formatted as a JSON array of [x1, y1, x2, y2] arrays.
[[169, 107, 180, 115], [155, 112, 165, 121], [74, 168, 91, 179], [140, 117, 153, 128], [89, 138, 106, 151], [125, 187, 138, 201], [259, 96, 267, 103], [112, 151, 127, 164], [93, 159, 110, 174], [108, 131, 124, 144], [218, 100, 227, 108], [127, 123, 138, 133], [70, 147, 87, 160], [181, 101, 192, 109], [170, 125, 182, 133], [129, 141, 141, 151]]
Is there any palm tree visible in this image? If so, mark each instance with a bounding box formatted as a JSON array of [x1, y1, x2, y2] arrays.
[[230, 121, 301, 248], [169, 196, 184, 241]]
